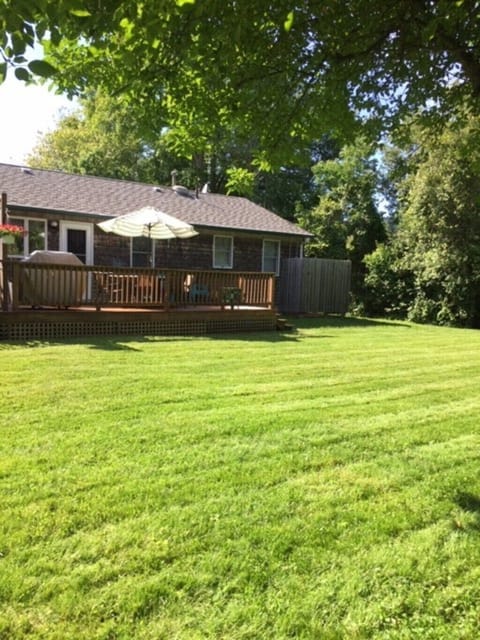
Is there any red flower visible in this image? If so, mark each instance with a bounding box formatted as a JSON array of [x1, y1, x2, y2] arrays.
[[0, 223, 27, 237]]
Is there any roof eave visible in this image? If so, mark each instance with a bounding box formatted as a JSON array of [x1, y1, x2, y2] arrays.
[[193, 223, 312, 238], [7, 204, 313, 238], [7, 203, 100, 220]]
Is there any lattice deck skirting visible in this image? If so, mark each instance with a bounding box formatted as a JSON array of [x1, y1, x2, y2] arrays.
[[0, 309, 277, 341]]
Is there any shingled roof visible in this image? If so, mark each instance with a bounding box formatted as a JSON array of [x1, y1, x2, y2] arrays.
[[0, 163, 311, 238]]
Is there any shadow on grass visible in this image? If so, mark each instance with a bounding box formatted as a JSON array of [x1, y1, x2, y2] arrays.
[[453, 492, 480, 532], [290, 315, 409, 329], [86, 331, 302, 348], [0, 331, 301, 350], [455, 492, 480, 513], [204, 331, 301, 343], [0, 315, 409, 350], [0, 337, 147, 351]]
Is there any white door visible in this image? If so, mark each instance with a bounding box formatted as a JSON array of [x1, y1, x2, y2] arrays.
[[59, 221, 94, 264]]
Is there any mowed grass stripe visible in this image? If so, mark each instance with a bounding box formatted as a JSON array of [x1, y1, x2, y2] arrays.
[[2, 318, 480, 638]]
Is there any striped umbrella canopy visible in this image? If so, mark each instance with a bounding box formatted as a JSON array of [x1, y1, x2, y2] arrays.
[[97, 206, 198, 239]]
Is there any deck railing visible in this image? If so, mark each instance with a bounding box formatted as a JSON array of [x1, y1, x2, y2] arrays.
[[2, 260, 275, 311]]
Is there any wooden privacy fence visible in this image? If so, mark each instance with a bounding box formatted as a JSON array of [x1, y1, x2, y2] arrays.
[[278, 258, 351, 315], [3, 261, 275, 311]]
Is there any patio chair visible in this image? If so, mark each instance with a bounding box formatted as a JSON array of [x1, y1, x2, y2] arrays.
[[188, 283, 209, 303]]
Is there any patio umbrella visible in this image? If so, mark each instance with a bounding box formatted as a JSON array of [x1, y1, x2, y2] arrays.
[[97, 206, 198, 239]]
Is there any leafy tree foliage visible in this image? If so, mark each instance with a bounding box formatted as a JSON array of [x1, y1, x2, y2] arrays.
[[3, 1, 480, 167], [251, 137, 340, 220], [363, 242, 414, 317], [26, 90, 236, 188], [297, 138, 386, 298], [26, 91, 168, 182], [395, 115, 480, 327], [26, 90, 325, 221]]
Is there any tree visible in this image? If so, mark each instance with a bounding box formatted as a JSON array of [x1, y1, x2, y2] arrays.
[[3, 1, 480, 168], [394, 114, 480, 327], [26, 91, 169, 183], [363, 241, 414, 317], [297, 137, 386, 300], [26, 89, 325, 221]]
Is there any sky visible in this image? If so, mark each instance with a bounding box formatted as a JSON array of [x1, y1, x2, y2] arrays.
[[0, 73, 75, 165]]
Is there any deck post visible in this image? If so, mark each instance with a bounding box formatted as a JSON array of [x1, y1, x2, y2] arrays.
[[164, 271, 171, 310], [1, 192, 9, 311], [10, 261, 20, 311], [269, 275, 275, 309]]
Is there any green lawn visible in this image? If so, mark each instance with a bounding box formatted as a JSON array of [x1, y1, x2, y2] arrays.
[[1, 317, 480, 639]]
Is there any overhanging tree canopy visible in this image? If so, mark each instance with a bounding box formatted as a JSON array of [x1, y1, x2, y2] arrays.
[[2, 0, 480, 166]]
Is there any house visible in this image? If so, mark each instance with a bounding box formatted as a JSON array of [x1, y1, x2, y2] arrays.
[[0, 163, 313, 340], [0, 163, 311, 274]]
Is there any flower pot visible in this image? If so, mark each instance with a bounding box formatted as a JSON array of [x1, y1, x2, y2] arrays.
[[1, 234, 16, 245]]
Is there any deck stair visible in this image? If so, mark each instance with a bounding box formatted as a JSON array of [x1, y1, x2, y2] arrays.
[[276, 314, 294, 331]]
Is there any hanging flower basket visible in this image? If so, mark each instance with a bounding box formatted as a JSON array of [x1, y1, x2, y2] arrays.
[[0, 223, 26, 245]]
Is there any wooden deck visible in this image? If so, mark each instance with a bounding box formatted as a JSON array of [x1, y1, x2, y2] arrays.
[[0, 305, 277, 340], [0, 261, 278, 339]]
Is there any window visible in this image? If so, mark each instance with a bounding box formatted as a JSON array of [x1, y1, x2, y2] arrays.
[[262, 239, 280, 275], [8, 217, 47, 256], [131, 236, 154, 267], [213, 235, 233, 269]]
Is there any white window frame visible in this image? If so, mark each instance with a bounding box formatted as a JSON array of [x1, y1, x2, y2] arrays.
[[7, 216, 47, 257], [262, 239, 281, 275], [59, 221, 94, 264], [213, 235, 233, 269]]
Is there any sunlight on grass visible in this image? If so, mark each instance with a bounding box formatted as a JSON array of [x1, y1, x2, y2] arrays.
[[1, 317, 480, 638]]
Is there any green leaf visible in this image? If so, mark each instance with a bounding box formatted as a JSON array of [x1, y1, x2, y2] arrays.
[[284, 10, 294, 32], [176, 0, 195, 5], [15, 66, 30, 82], [0, 63, 7, 84], [50, 27, 62, 46], [11, 31, 26, 56], [28, 59, 57, 78], [69, 9, 92, 17], [225, 167, 255, 196]]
